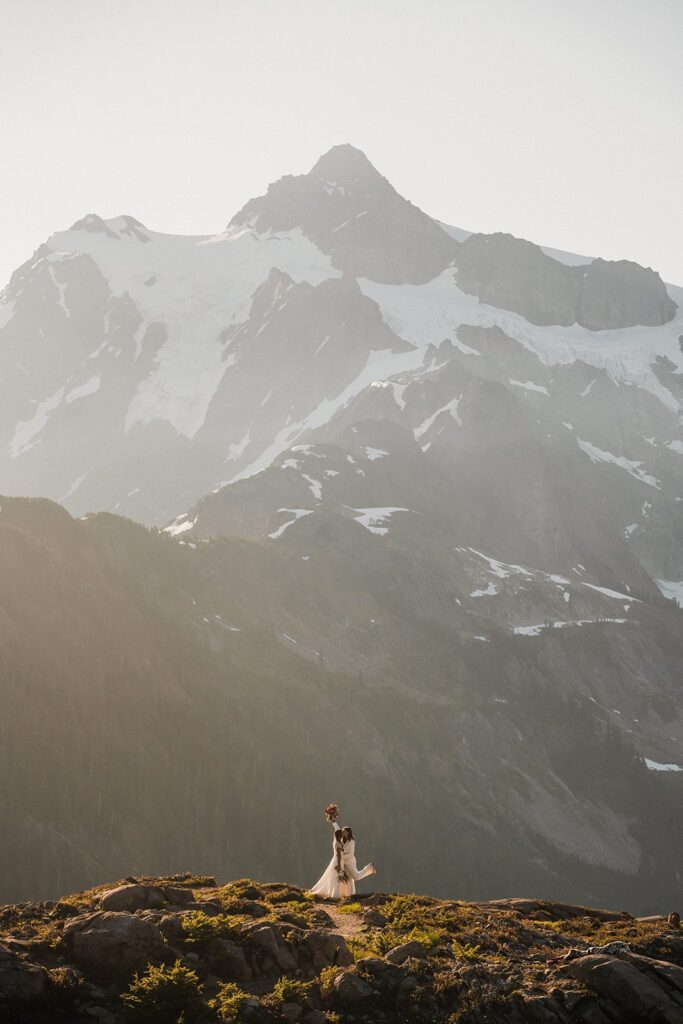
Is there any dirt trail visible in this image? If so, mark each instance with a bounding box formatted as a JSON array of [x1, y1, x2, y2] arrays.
[[322, 902, 366, 939]]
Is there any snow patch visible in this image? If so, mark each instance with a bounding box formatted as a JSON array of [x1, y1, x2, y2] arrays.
[[414, 397, 462, 440], [226, 432, 251, 462], [268, 508, 313, 540], [352, 507, 411, 536], [509, 379, 550, 397], [10, 386, 65, 458], [363, 446, 389, 461], [302, 474, 322, 500], [655, 580, 683, 608], [582, 582, 638, 602], [470, 582, 498, 598], [165, 515, 196, 536], [59, 474, 87, 502], [644, 758, 682, 772], [513, 618, 629, 635], [65, 376, 101, 404], [577, 438, 660, 489]]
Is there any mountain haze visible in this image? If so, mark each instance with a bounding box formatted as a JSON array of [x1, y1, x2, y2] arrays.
[[0, 147, 682, 911]]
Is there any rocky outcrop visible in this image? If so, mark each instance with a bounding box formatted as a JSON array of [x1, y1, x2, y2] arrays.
[[561, 949, 683, 1022], [1, 877, 682, 1022], [456, 231, 677, 328], [99, 882, 194, 912], [62, 911, 167, 968], [0, 943, 47, 1003]]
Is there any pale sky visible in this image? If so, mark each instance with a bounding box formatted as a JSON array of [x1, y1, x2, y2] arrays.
[[1, 0, 681, 288]]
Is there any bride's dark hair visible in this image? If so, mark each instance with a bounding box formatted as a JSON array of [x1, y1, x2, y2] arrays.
[[334, 829, 343, 841], [343, 826, 354, 840]]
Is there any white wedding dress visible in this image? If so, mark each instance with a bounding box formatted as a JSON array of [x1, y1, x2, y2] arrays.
[[310, 832, 347, 899], [310, 822, 376, 899]]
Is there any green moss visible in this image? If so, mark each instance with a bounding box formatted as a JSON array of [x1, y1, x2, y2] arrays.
[[121, 961, 206, 1023]]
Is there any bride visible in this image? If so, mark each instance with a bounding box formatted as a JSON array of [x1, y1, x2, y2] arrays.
[[310, 812, 376, 900], [310, 827, 348, 900]]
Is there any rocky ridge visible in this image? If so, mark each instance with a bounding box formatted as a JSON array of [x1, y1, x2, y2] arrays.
[[1, 876, 682, 1023]]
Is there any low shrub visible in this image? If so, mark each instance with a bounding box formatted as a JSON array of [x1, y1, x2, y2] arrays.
[[261, 976, 316, 1009], [182, 910, 246, 948], [209, 981, 248, 1023], [318, 965, 343, 999], [121, 960, 206, 1023]]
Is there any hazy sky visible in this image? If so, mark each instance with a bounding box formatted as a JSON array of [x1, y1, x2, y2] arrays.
[[1, 0, 681, 288]]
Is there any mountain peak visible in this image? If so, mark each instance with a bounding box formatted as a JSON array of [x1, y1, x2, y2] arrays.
[[228, 146, 457, 284], [309, 143, 383, 185]]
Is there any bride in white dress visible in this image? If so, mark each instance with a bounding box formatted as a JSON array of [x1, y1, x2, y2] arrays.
[[310, 827, 348, 899], [310, 819, 376, 900]]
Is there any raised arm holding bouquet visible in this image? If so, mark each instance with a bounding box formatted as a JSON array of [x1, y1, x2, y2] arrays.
[[310, 803, 347, 899], [310, 804, 374, 900]]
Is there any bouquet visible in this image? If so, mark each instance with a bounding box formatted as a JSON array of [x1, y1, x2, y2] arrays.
[[325, 803, 339, 823], [337, 869, 349, 883]]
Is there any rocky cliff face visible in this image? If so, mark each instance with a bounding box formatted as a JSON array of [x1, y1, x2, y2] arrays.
[[456, 232, 677, 328], [1, 875, 682, 1023]]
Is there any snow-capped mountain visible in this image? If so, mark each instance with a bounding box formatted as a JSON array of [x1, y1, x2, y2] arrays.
[[1, 144, 680, 530]]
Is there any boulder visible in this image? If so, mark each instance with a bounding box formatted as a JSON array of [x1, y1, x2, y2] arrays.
[[281, 1003, 303, 1023], [362, 909, 387, 928], [0, 942, 47, 1003], [214, 938, 252, 981], [185, 901, 221, 916], [158, 913, 186, 944], [163, 886, 195, 907], [99, 884, 165, 912], [561, 951, 683, 1022], [300, 929, 354, 970], [355, 956, 404, 994], [302, 1012, 326, 1024], [333, 968, 376, 1007], [240, 900, 268, 918], [385, 939, 427, 965], [275, 945, 298, 972], [245, 922, 282, 956], [63, 911, 167, 968], [243, 921, 297, 972], [620, 951, 683, 997]]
